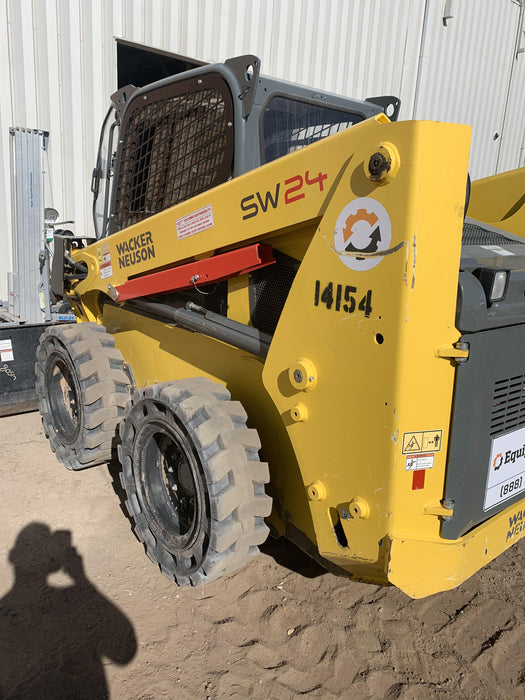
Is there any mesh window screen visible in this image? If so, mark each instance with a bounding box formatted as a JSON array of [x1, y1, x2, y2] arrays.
[[111, 74, 234, 232], [263, 96, 363, 164]]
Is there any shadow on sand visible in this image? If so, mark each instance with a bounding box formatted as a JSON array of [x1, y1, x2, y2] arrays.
[[0, 522, 137, 699]]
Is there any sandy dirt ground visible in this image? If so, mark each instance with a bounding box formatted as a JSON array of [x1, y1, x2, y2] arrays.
[[1, 410, 524, 699]]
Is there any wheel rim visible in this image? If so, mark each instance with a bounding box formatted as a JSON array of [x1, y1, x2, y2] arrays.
[[45, 344, 82, 444], [134, 407, 208, 556]]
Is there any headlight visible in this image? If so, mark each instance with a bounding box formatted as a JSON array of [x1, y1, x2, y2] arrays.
[[475, 268, 509, 304]]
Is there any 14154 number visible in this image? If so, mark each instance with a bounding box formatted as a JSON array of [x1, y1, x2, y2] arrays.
[[314, 281, 373, 317]]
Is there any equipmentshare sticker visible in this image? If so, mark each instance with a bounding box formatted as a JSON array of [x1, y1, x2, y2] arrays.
[[485, 426, 525, 511]]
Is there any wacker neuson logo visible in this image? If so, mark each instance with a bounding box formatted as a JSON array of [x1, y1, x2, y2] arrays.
[[507, 507, 525, 542], [116, 231, 155, 269]]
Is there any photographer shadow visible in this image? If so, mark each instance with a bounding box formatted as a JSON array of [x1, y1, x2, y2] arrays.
[[0, 522, 137, 700]]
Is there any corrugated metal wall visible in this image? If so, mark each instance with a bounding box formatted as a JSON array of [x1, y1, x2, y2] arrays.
[[497, 3, 525, 173], [1, 0, 524, 301], [412, 0, 524, 178]]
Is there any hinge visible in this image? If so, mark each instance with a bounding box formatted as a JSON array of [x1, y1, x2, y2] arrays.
[[435, 341, 469, 363], [424, 500, 454, 519]]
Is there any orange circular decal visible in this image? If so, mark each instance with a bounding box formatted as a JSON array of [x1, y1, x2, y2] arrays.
[[334, 197, 392, 271]]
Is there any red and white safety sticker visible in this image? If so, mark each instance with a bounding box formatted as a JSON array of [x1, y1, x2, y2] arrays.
[[405, 453, 435, 471]]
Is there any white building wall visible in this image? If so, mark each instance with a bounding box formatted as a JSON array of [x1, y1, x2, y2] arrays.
[[497, 6, 525, 173], [412, 0, 523, 178], [0, 0, 524, 301]]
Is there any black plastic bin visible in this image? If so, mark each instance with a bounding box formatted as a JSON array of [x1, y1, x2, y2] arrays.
[[0, 323, 48, 416]]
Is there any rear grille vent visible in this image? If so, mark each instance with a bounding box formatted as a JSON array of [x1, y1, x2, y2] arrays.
[[462, 222, 524, 247], [490, 374, 525, 436], [249, 252, 299, 335]]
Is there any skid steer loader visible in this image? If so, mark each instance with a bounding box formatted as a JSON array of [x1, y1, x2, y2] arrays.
[[36, 56, 525, 598]]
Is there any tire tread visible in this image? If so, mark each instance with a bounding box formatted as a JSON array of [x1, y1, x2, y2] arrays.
[[120, 377, 271, 587], [35, 322, 130, 470]]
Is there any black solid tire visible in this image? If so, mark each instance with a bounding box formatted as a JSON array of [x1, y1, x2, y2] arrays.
[[35, 323, 130, 470], [119, 378, 272, 586]]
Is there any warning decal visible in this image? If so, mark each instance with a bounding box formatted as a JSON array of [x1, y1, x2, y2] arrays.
[[333, 197, 392, 272], [0, 338, 14, 362], [402, 430, 442, 454], [98, 242, 113, 279], [176, 204, 214, 240], [405, 453, 435, 471], [480, 245, 515, 257], [405, 435, 421, 452]]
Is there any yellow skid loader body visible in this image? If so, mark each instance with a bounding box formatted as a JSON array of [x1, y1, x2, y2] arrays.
[[469, 166, 525, 238], [70, 114, 525, 598]]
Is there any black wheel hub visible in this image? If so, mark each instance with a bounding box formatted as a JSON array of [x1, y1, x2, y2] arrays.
[[133, 403, 208, 558], [45, 343, 82, 444]]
